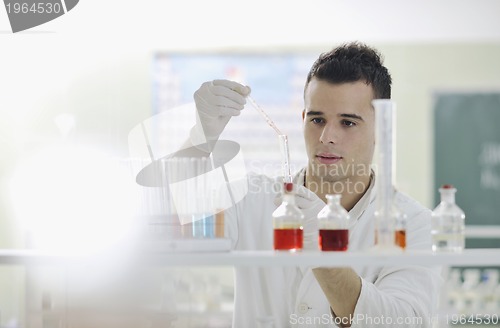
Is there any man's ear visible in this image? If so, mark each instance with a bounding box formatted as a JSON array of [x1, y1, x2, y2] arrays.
[[302, 109, 305, 120]]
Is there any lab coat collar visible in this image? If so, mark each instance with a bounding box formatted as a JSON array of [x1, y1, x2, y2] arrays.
[[348, 171, 376, 226]]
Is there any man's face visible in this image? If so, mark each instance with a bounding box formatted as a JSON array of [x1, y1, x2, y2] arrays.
[[303, 78, 375, 184]]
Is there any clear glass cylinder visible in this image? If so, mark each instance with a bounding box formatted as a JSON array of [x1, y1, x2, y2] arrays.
[[431, 184, 465, 252], [317, 194, 350, 251], [372, 99, 399, 250], [272, 183, 304, 252]]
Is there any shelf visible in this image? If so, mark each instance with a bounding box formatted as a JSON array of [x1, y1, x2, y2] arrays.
[[466, 225, 500, 239], [1, 248, 500, 267]]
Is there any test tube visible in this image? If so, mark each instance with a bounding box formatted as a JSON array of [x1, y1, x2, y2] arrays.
[[372, 100, 398, 250], [198, 157, 211, 238], [212, 189, 225, 238], [278, 134, 293, 184], [191, 157, 215, 238]]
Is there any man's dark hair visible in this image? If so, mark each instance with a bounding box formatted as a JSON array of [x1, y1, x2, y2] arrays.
[[305, 42, 392, 99]]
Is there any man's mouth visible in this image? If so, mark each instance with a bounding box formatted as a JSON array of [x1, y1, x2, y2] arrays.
[[316, 153, 343, 164]]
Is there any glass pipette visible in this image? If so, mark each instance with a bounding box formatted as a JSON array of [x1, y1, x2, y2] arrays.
[[247, 96, 283, 135], [247, 96, 292, 184]]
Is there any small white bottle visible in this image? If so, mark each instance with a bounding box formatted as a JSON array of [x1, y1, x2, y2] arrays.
[[272, 183, 304, 252], [317, 194, 350, 251], [431, 184, 465, 252]]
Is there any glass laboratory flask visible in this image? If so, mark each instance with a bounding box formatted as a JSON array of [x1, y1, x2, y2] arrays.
[[272, 183, 304, 251], [394, 203, 407, 249], [431, 184, 465, 252], [317, 194, 350, 251]]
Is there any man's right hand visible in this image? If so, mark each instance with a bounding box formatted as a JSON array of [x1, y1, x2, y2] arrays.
[[190, 79, 251, 147]]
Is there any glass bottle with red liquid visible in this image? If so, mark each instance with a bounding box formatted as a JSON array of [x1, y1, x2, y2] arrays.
[[317, 194, 350, 251], [272, 182, 304, 252]]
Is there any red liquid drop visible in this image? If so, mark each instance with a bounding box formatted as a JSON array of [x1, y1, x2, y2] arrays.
[[319, 229, 349, 251], [274, 228, 303, 251]]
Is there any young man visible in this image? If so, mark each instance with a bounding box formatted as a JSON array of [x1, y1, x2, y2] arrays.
[[187, 42, 442, 327]]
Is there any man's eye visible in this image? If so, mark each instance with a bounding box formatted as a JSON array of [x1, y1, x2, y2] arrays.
[[311, 117, 324, 124], [342, 120, 356, 127]]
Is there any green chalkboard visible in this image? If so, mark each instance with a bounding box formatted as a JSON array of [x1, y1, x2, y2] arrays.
[[434, 92, 500, 247]]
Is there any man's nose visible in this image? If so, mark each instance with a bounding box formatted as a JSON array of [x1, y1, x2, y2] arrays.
[[319, 123, 338, 144]]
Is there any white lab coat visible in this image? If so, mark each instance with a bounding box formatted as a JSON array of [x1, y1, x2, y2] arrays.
[[225, 169, 443, 328]]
